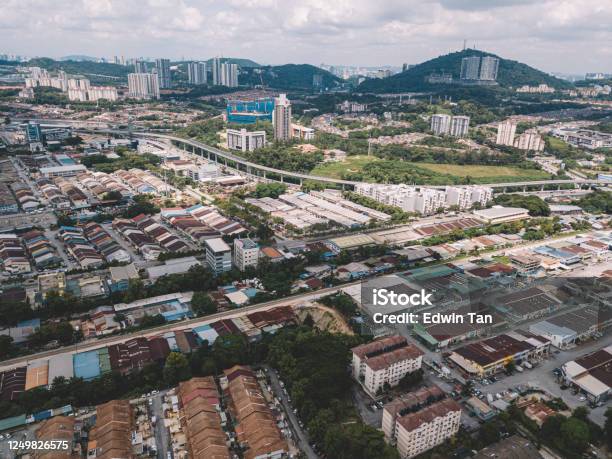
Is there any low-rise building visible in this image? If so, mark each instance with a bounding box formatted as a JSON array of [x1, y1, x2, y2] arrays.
[[226, 128, 266, 151], [351, 335, 424, 397], [561, 345, 612, 403], [395, 398, 462, 458], [472, 206, 530, 224], [449, 332, 550, 377]]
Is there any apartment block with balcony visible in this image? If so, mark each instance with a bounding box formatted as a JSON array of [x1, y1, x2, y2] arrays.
[[351, 335, 424, 397]]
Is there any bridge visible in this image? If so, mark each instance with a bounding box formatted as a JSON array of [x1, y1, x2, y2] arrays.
[[130, 131, 611, 191], [17, 119, 611, 191]]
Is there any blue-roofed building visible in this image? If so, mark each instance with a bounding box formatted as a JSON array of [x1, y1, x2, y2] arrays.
[[192, 324, 219, 345], [534, 246, 581, 265], [73, 350, 101, 380], [0, 318, 41, 344], [226, 98, 274, 124]]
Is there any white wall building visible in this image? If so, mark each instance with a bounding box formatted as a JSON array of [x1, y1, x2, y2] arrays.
[[273, 93, 292, 141], [351, 335, 424, 397], [220, 62, 238, 87], [127, 73, 160, 100], [449, 115, 470, 137], [291, 124, 315, 140], [496, 121, 517, 146], [395, 399, 462, 458], [514, 129, 545, 151], [233, 238, 259, 271], [226, 129, 266, 151], [204, 238, 232, 275], [430, 114, 452, 135], [187, 62, 207, 85], [187, 163, 221, 182]]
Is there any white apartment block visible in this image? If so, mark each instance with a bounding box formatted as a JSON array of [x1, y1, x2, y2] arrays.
[[470, 186, 493, 207], [445, 186, 472, 209], [68, 86, 118, 102], [220, 62, 238, 87], [233, 238, 259, 271], [430, 114, 451, 135], [187, 61, 207, 85], [351, 336, 424, 397], [226, 129, 266, 151], [273, 94, 292, 141], [395, 399, 462, 458], [496, 121, 517, 146], [514, 129, 545, 151], [415, 189, 446, 215], [291, 124, 315, 140], [127, 73, 160, 100], [449, 115, 470, 137]]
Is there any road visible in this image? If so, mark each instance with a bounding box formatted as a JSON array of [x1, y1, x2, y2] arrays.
[[264, 365, 318, 459], [0, 282, 360, 372], [150, 391, 170, 459]]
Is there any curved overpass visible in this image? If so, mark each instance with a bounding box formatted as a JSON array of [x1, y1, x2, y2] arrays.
[[131, 131, 610, 190], [22, 120, 608, 190]]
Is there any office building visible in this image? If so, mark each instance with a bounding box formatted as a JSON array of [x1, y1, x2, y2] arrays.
[[460, 56, 481, 80], [496, 120, 517, 146], [233, 238, 259, 271], [155, 58, 171, 88], [273, 93, 292, 141], [127, 73, 160, 99], [187, 61, 207, 85], [479, 56, 499, 80], [430, 114, 451, 135], [134, 60, 148, 73], [351, 335, 424, 397], [514, 129, 545, 151], [449, 115, 470, 137], [220, 62, 238, 87], [226, 98, 274, 124], [211, 57, 222, 85], [204, 238, 232, 275], [226, 128, 266, 152]]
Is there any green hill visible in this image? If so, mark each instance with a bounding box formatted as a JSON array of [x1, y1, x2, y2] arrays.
[[358, 49, 572, 93], [26, 57, 129, 79], [239, 64, 342, 90], [204, 57, 260, 68]]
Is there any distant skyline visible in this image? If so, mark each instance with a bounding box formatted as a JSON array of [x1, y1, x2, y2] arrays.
[[2, 0, 611, 74]]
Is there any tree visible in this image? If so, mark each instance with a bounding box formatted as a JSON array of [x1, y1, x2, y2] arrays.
[[560, 417, 590, 454], [604, 407, 612, 449], [0, 335, 16, 360], [191, 292, 217, 316], [163, 352, 191, 386]]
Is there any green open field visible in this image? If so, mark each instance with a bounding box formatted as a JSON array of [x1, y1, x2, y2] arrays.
[[312, 155, 551, 183], [405, 162, 551, 180], [311, 155, 380, 179]]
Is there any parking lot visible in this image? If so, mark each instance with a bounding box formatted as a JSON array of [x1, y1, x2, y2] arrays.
[[471, 332, 612, 426]]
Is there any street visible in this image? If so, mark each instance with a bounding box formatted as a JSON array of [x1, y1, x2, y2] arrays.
[[149, 391, 170, 459], [264, 365, 318, 459]]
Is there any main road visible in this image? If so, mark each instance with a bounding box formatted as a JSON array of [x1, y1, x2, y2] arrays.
[[0, 282, 361, 372]]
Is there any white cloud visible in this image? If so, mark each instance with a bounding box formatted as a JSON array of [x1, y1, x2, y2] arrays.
[[0, 0, 610, 73]]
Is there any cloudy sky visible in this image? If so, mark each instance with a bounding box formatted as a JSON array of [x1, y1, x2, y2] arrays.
[[2, 0, 611, 74]]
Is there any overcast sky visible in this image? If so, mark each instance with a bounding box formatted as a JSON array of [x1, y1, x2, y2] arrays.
[[2, 0, 611, 74]]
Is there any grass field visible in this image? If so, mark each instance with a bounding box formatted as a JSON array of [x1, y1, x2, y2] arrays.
[[405, 162, 551, 180], [312, 155, 551, 183], [311, 155, 380, 179]]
